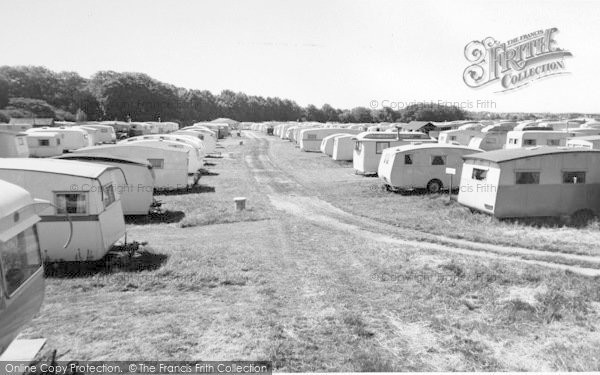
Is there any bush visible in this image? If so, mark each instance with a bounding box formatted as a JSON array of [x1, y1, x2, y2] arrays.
[[8, 97, 56, 118]]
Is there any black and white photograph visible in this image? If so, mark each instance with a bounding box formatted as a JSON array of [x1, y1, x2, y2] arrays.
[[0, 0, 599, 373]]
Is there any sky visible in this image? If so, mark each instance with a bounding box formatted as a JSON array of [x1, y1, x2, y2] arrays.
[[0, 0, 598, 113]]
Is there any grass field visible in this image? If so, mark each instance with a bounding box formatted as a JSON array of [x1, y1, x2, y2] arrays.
[[19, 134, 600, 371], [264, 140, 600, 257]]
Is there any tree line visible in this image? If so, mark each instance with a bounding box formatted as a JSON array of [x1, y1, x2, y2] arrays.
[[0, 65, 475, 125]]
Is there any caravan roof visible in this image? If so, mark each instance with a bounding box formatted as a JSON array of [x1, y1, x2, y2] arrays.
[[0, 158, 116, 179], [462, 146, 600, 163], [25, 131, 60, 137], [354, 131, 429, 140], [55, 153, 152, 168], [386, 142, 479, 154], [0, 180, 35, 220]]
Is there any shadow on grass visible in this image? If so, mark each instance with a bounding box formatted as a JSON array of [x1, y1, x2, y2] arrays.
[[125, 210, 186, 224], [199, 168, 219, 176], [44, 250, 169, 278], [503, 216, 598, 229], [154, 185, 215, 196], [206, 154, 223, 159], [204, 162, 217, 166]]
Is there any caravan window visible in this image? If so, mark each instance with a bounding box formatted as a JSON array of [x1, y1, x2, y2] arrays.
[[55, 193, 88, 214], [102, 184, 116, 207], [472, 168, 487, 181], [404, 154, 413, 165], [57, 138, 61, 145], [515, 172, 540, 184], [450, 136, 457, 141], [563, 171, 586, 184], [431, 155, 446, 165], [148, 159, 164, 169], [375, 142, 390, 154], [38, 139, 50, 146], [523, 139, 536, 146], [508, 138, 517, 145], [547, 139, 560, 146], [0, 227, 42, 296]]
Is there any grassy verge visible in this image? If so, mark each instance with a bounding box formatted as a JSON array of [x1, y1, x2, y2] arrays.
[[266, 137, 600, 257], [318, 179, 600, 257]]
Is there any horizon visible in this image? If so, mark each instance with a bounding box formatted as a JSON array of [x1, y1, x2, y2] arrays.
[[1, 0, 599, 114]]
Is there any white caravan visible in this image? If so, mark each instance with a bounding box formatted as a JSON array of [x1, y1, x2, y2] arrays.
[[174, 130, 216, 154], [320, 133, 352, 156], [0, 159, 126, 262], [0, 124, 32, 132], [468, 132, 507, 151], [353, 132, 434, 175], [74, 144, 190, 190], [566, 136, 600, 149], [0, 180, 47, 355], [0, 130, 29, 157], [300, 128, 359, 152], [458, 147, 600, 219], [56, 154, 155, 216], [332, 134, 357, 161], [75, 125, 102, 145], [25, 132, 63, 157], [505, 130, 575, 149], [438, 129, 482, 146], [122, 134, 206, 159], [26, 127, 91, 152], [378, 143, 481, 193], [75, 124, 116, 144], [120, 139, 202, 177]]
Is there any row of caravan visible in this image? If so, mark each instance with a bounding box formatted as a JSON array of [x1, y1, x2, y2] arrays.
[[252, 122, 600, 221], [0, 124, 220, 262], [378, 144, 600, 219], [0, 121, 228, 356], [0, 124, 119, 158]]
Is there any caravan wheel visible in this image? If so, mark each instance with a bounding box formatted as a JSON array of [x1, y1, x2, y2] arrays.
[[426, 179, 443, 194]]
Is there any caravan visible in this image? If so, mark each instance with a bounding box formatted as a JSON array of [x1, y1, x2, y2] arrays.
[[120, 139, 202, 177], [76, 124, 117, 144], [299, 128, 359, 152], [321, 133, 352, 156], [438, 129, 482, 146], [25, 132, 63, 157], [505, 130, 575, 149], [56, 154, 155, 216], [75, 144, 190, 190], [353, 132, 434, 175], [468, 132, 507, 151], [26, 127, 91, 152], [122, 134, 206, 159], [174, 130, 216, 154], [0, 130, 29, 157], [458, 147, 600, 219], [332, 134, 357, 161], [566, 136, 600, 149], [378, 144, 481, 193], [0, 159, 126, 261], [0, 180, 47, 355]]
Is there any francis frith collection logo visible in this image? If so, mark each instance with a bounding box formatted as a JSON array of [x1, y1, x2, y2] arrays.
[[463, 28, 572, 92]]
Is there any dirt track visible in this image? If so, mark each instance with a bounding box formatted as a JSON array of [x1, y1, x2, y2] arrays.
[[243, 131, 600, 276]]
